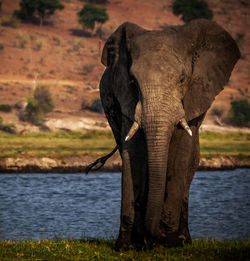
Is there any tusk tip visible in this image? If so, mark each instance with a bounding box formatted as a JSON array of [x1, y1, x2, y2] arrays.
[[125, 135, 129, 142], [187, 129, 192, 136]]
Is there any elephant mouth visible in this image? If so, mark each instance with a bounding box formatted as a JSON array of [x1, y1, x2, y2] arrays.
[[125, 100, 192, 142]]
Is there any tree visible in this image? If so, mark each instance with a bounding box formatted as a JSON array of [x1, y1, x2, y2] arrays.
[[15, 0, 64, 26], [81, 0, 108, 3], [173, 0, 213, 23], [226, 99, 250, 127], [78, 4, 108, 36]]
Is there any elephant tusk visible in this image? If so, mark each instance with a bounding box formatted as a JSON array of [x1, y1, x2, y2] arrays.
[[125, 121, 139, 141], [179, 118, 192, 136]]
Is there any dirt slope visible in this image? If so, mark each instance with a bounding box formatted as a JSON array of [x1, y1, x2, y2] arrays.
[[0, 0, 249, 132]]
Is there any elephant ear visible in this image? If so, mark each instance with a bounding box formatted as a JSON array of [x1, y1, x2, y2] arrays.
[[182, 19, 240, 121], [101, 22, 146, 67]]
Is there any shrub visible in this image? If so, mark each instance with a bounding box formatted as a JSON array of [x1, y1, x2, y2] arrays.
[[172, 0, 213, 23], [211, 105, 224, 118], [14, 31, 30, 49], [81, 98, 103, 113], [226, 99, 250, 127], [0, 15, 19, 28], [25, 84, 54, 124], [34, 84, 54, 113], [0, 104, 12, 112], [81, 98, 91, 110], [78, 4, 109, 33], [0, 116, 3, 124], [89, 98, 103, 113], [80, 0, 108, 3], [52, 36, 61, 46], [72, 39, 85, 52], [36, 38, 44, 50], [82, 64, 95, 75], [0, 43, 4, 50], [25, 97, 42, 123]]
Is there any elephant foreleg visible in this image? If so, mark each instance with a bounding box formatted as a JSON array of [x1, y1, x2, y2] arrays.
[[160, 126, 199, 246], [116, 128, 148, 250]]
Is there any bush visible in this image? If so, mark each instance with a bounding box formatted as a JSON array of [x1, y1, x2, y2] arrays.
[[89, 98, 103, 113], [34, 84, 54, 113], [0, 116, 16, 133], [0, 15, 20, 28], [0, 104, 12, 112], [25, 97, 42, 123], [81, 98, 91, 110], [72, 39, 85, 52], [81, 98, 103, 113], [211, 105, 224, 118], [81, 0, 108, 3], [172, 0, 213, 23], [36, 39, 44, 50], [25, 84, 54, 124], [226, 99, 250, 127], [14, 31, 30, 49], [0, 43, 4, 50], [52, 36, 61, 46]]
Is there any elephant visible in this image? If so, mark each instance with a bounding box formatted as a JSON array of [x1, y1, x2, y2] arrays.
[[93, 19, 240, 249]]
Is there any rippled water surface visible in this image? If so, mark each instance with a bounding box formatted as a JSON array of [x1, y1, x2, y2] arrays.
[[0, 169, 249, 241]]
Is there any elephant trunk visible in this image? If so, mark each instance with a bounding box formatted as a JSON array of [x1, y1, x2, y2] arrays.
[[143, 107, 174, 238]]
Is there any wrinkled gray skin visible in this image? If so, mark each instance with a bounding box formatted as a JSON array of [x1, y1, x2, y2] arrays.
[[99, 19, 240, 249]]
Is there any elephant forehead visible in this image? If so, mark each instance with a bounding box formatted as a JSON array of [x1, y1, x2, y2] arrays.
[[130, 31, 187, 72], [132, 30, 181, 54]]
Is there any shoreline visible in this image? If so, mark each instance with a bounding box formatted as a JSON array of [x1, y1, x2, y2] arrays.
[[0, 155, 249, 173]]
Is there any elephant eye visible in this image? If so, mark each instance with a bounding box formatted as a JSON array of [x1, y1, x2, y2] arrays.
[[129, 76, 140, 99]]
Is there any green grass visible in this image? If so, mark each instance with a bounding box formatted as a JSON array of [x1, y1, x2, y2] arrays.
[[0, 131, 116, 159], [199, 132, 250, 159], [0, 131, 249, 160], [0, 239, 249, 260]]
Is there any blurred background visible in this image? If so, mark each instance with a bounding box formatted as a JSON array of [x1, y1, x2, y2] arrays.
[[0, 0, 249, 134]]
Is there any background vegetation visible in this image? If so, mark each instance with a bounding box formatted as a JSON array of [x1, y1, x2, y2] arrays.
[[77, 3, 109, 36], [226, 99, 250, 127], [0, 131, 249, 160], [172, 0, 213, 22], [14, 0, 64, 26], [22, 84, 54, 124]]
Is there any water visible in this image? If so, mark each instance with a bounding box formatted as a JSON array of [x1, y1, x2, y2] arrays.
[[0, 169, 249, 241]]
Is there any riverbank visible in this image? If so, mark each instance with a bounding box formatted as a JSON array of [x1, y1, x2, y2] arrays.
[[0, 154, 249, 173], [0, 131, 249, 173], [0, 239, 249, 260]]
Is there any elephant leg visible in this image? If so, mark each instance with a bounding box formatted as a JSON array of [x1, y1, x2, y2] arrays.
[[116, 128, 148, 250], [178, 130, 200, 243], [116, 149, 135, 250], [160, 127, 199, 247]]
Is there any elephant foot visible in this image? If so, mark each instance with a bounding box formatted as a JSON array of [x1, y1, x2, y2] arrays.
[[115, 231, 145, 251], [162, 232, 191, 248], [115, 237, 134, 251], [148, 232, 189, 248]]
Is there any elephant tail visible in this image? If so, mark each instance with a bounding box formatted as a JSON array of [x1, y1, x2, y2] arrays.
[[85, 145, 118, 174]]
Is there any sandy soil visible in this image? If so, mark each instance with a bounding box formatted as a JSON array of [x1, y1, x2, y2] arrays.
[[0, 0, 249, 132]]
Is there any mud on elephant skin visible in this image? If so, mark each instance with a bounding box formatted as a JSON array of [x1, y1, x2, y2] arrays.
[[98, 19, 240, 249]]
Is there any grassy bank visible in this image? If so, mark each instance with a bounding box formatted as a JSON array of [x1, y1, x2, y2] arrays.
[[0, 131, 249, 160], [0, 239, 249, 260]]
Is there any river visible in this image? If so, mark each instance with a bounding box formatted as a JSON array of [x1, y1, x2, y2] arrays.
[[0, 169, 249, 241]]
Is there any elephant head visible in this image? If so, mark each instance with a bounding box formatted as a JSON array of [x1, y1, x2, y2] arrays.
[[100, 19, 240, 244]]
